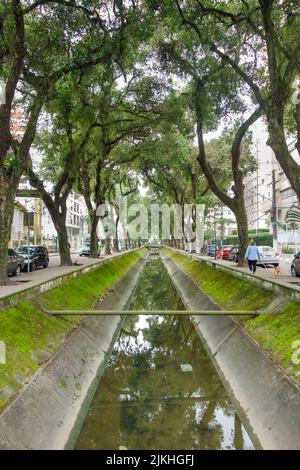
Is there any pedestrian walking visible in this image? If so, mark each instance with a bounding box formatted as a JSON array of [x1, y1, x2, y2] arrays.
[[245, 240, 260, 274]]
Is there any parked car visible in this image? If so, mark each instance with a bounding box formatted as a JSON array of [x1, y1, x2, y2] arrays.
[[206, 244, 217, 256], [79, 243, 91, 256], [216, 245, 233, 260], [16, 245, 49, 271], [256, 246, 280, 267], [7, 249, 25, 276], [291, 251, 300, 277], [228, 246, 239, 263], [79, 243, 101, 257]]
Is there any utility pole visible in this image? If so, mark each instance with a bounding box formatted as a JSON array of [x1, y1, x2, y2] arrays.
[[272, 169, 278, 251]]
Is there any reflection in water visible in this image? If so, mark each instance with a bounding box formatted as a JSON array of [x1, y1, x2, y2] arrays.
[[75, 260, 254, 450]]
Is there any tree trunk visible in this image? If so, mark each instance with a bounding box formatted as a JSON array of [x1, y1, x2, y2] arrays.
[[56, 217, 73, 266], [90, 212, 99, 258], [113, 237, 119, 252], [235, 203, 248, 267], [44, 200, 72, 266], [113, 216, 120, 252], [105, 235, 111, 255], [0, 174, 15, 285], [267, 118, 300, 202]]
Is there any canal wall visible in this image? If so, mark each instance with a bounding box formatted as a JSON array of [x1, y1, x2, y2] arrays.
[[0, 249, 147, 449], [162, 249, 300, 450], [168, 248, 300, 302]]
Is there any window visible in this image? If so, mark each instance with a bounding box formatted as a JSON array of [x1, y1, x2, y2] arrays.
[[281, 188, 293, 199]]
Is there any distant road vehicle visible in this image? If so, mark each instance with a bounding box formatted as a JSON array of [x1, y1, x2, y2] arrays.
[[16, 245, 49, 271], [206, 245, 217, 256], [291, 251, 300, 277], [7, 249, 25, 276], [79, 243, 101, 257], [257, 246, 280, 267], [217, 245, 233, 260], [79, 243, 91, 257], [228, 246, 239, 263]]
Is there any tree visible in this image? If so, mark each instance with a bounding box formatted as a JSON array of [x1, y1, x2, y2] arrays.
[[77, 72, 167, 257], [172, 0, 300, 203], [139, 131, 208, 250], [194, 80, 261, 263], [151, 21, 259, 263], [107, 169, 138, 253], [28, 78, 96, 265], [0, 0, 122, 283]]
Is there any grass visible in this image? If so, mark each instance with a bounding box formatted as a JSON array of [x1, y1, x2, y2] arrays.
[[164, 248, 300, 383], [0, 249, 145, 410]]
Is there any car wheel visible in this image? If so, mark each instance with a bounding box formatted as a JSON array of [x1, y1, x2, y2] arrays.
[[44, 260, 49, 268], [13, 265, 21, 277], [291, 266, 299, 277], [31, 262, 37, 272]]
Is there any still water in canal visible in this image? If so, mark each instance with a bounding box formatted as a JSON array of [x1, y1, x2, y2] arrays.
[[75, 258, 254, 450]]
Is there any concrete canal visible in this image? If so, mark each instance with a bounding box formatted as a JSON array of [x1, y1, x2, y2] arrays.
[[0, 248, 299, 449], [75, 258, 254, 450]]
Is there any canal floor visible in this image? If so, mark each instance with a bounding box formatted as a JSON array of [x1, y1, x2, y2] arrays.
[[75, 258, 254, 450]]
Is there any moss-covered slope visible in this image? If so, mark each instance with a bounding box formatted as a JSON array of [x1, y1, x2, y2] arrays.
[[0, 250, 145, 410], [164, 249, 300, 383]]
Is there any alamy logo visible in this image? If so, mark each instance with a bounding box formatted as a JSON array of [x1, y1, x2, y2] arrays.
[[291, 339, 300, 377], [0, 80, 6, 105], [96, 197, 205, 251], [0, 341, 6, 365], [291, 77, 300, 105]]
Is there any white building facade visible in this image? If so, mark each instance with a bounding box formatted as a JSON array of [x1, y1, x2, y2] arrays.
[[244, 118, 300, 248], [244, 118, 273, 231]]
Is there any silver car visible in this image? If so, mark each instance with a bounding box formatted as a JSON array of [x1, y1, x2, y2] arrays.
[[257, 246, 280, 267], [7, 249, 25, 276]]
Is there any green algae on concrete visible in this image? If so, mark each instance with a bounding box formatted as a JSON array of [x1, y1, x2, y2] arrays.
[[242, 301, 300, 380], [164, 249, 300, 383], [0, 249, 146, 411], [164, 249, 274, 311]]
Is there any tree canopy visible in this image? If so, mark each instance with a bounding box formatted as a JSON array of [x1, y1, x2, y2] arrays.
[[0, 0, 299, 281]]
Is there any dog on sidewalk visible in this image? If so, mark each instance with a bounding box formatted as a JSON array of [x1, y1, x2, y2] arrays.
[[271, 265, 281, 279]]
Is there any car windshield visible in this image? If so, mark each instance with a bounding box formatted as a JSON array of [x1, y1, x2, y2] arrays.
[[259, 246, 274, 253], [16, 247, 35, 255]]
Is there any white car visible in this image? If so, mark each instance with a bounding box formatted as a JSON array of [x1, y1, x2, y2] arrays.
[[257, 246, 280, 267]]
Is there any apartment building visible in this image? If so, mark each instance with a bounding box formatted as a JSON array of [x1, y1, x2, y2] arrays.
[[244, 119, 273, 231], [66, 195, 89, 250], [244, 118, 300, 247], [16, 178, 89, 251]]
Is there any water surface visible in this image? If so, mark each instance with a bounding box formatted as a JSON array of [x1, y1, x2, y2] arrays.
[[75, 259, 254, 450]]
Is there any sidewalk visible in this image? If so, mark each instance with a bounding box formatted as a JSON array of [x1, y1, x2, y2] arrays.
[[195, 254, 300, 291], [48, 251, 79, 257], [0, 250, 134, 301]]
